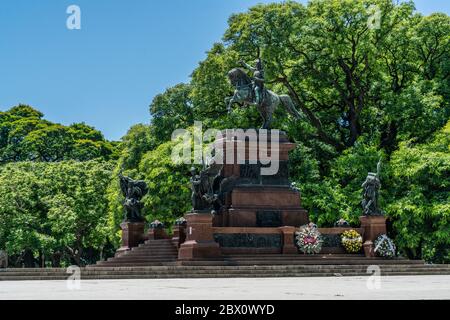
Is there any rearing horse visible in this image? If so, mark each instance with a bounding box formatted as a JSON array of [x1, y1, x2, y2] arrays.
[[225, 68, 302, 129]]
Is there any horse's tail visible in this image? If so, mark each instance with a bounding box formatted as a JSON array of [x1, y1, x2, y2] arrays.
[[280, 94, 302, 120]]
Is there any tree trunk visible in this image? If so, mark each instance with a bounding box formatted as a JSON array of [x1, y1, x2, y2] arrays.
[[51, 252, 61, 267], [23, 249, 35, 268], [380, 121, 398, 157]]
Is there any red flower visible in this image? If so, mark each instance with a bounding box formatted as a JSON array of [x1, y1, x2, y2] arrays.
[[303, 235, 317, 245]]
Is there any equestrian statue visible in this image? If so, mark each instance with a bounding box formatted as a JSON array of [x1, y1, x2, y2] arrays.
[[225, 55, 302, 129]]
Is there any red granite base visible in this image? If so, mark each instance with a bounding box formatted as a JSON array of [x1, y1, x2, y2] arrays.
[[359, 216, 387, 258], [116, 221, 145, 255], [178, 212, 222, 260], [359, 216, 387, 242]]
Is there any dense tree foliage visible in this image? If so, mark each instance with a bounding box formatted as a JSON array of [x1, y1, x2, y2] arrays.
[[0, 161, 114, 267], [0, 105, 119, 266], [387, 122, 449, 262], [0, 105, 119, 162]]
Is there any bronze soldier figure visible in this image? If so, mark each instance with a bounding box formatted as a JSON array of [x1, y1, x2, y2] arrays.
[[361, 161, 383, 216], [240, 58, 265, 106]]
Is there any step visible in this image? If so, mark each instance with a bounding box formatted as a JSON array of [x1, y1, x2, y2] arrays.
[[126, 253, 177, 257], [4, 265, 448, 275], [133, 247, 177, 252], [84, 265, 448, 272], [133, 245, 177, 249], [138, 242, 175, 246], [223, 253, 365, 258], [180, 259, 425, 266], [2, 268, 449, 277], [129, 248, 178, 254], [113, 254, 177, 260], [2, 270, 450, 281], [100, 260, 177, 264], [107, 259, 178, 263], [223, 255, 368, 260], [82, 267, 450, 275], [3, 266, 449, 277], [118, 254, 178, 259], [101, 260, 177, 265], [230, 260, 423, 265], [222, 255, 412, 260], [2, 265, 449, 281]]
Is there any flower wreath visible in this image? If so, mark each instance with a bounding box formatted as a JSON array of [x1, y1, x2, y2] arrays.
[[295, 223, 323, 254], [150, 220, 164, 229], [374, 234, 396, 258], [175, 217, 187, 226], [341, 229, 363, 253]]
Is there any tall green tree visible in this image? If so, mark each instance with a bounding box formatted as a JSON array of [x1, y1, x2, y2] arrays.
[[386, 121, 450, 263], [0, 105, 118, 163], [0, 160, 114, 267], [150, 83, 195, 143]]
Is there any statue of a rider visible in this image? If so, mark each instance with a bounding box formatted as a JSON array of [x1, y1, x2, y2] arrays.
[[240, 57, 265, 106]]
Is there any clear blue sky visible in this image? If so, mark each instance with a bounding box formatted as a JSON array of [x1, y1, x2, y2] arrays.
[[0, 0, 448, 141]]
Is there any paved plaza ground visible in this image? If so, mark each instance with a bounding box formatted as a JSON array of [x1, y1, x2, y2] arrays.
[[0, 275, 449, 300]]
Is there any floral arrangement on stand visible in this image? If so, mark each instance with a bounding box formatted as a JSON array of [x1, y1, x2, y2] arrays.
[[374, 234, 396, 258], [341, 229, 363, 253], [334, 218, 350, 227], [174, 217, 187, 226], [149, 220, 164, 229], [295, 222, 323, 254]]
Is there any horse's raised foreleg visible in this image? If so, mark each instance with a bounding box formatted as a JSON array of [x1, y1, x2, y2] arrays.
[[259, 104, 273, 129], [225, 95, 236, 114], [227, 99, 234, 114], [258, 110, 268, 129], [264, 114, 273, 129]]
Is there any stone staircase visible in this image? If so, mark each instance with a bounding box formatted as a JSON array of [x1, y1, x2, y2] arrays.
[[180, 254, 429, 266], [93, 239, 179, 267], [2, 243, 449, 281], [0, 264, 449, 281]]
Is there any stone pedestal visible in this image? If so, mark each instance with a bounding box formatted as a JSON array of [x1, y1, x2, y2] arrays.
[[359, 216, 387, 242], [116, 221, 145, 255], [280, 226, 298, 254], [148, 227, 168, 240], [226, 186, 309, 227], [178, 212, 221, 260], [213, 130, 309, 229], [363, 240, 375, 258], [172, 225, 187, 248]]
